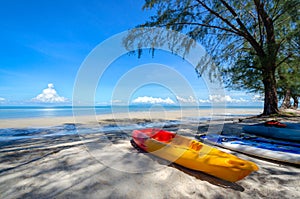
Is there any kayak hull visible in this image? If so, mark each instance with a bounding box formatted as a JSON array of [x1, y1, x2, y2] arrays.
[[199, 134, 300, 165], [132, 128, 258, 182], [243, 123, 300, 142]]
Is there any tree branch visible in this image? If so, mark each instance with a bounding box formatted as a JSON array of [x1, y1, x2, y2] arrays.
[[254, 0, 275, 44], [158, 22, 240, 35], [220, 0, 265, 57], [271, 0, 281, 20], [255, 4, 264, 48], [277, 53, 293, 68], [195, 0, 243, 34]]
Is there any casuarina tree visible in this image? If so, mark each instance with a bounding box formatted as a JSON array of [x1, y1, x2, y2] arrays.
[[125, 0, 299, 115]]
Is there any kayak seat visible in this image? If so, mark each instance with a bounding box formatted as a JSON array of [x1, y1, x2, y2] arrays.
[[189, 140, 203, 151], [151, 130, 175, 143], [265, 120, 287, 128]]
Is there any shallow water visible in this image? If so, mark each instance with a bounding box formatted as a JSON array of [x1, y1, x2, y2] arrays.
[[0, 120, 182, 145], [0, 105, 262, 119], [0, 106, 261, 144]]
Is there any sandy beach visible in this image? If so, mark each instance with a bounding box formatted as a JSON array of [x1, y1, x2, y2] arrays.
[[0, 108, 300, 198]]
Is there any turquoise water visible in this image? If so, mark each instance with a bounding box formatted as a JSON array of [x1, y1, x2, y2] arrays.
[[0, 105, 262, 119]]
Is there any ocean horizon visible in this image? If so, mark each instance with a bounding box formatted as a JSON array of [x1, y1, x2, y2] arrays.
[[0, 105, 263, 119]]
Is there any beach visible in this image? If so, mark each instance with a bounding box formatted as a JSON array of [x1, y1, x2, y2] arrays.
[[0, 108, 300, 198], [2, 0, 299, 198]]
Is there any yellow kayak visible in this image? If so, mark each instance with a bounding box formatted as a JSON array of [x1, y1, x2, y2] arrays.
[[132, 128, 258, 182]]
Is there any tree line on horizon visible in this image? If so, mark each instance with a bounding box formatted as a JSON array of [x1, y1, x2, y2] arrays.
[[124, 0, 299, 115]]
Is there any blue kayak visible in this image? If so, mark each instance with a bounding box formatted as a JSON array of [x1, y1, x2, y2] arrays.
[[243, 123, 300, 142], [198, 134, 300, 165]]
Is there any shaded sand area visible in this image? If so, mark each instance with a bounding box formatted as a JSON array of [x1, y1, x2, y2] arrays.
[[0, 109, 300, 198]]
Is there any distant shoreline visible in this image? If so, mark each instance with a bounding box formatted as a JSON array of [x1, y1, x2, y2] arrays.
[[0, 105, 264, 108], [0, 108, 262, 128]]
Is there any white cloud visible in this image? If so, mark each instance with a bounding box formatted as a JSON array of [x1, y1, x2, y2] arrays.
[[198, 99, 210, 103], [198, 95, 249, 103], [132, 96, 175, 105], [210, 95, 248, 103], [252, 94, 264, 102], [176, 96, 197, 104], [32, 83, 68, 103], [110, 99, 124, 105], [111, 99, 123, 103], [0, 97, 5, 103]]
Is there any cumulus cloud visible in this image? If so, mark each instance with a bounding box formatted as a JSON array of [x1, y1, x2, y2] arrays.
[[0, 97, 5, 103], [132, 96, 175, 105], [110, 99, 124, 105], [198, 95, 248, 103], [198, 99, 210, 103], [252, 94, 264, 102], [32, 83, 68, 103], [213, 95, 249, 103], [176, 96, 197, 104]]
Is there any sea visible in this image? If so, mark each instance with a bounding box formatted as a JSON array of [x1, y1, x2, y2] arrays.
[[0, 105, 262, 144], [0, 105, 263, 119]]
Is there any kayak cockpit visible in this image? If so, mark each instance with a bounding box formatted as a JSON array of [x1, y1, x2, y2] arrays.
[[150, 130, 176, 143]]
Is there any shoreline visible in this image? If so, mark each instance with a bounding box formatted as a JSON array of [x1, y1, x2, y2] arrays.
[[0, 108, 262, 128]]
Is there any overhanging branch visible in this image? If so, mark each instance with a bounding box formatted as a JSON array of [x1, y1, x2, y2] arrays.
[[195, 0, 242, 34], [158, 22, 240, 35], [220, 0, 265, 57]]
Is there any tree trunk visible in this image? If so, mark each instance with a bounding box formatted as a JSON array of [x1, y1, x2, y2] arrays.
[[292, 95, 299, 110], [262, 66, 279, 115], [280, 88, 291, 109]]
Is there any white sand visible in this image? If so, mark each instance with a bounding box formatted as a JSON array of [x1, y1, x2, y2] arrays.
[[1, 138, 299, 198], [1, 108, 300, 198]]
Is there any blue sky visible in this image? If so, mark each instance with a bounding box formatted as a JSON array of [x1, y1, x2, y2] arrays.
[[0, 0, 263, 106]]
